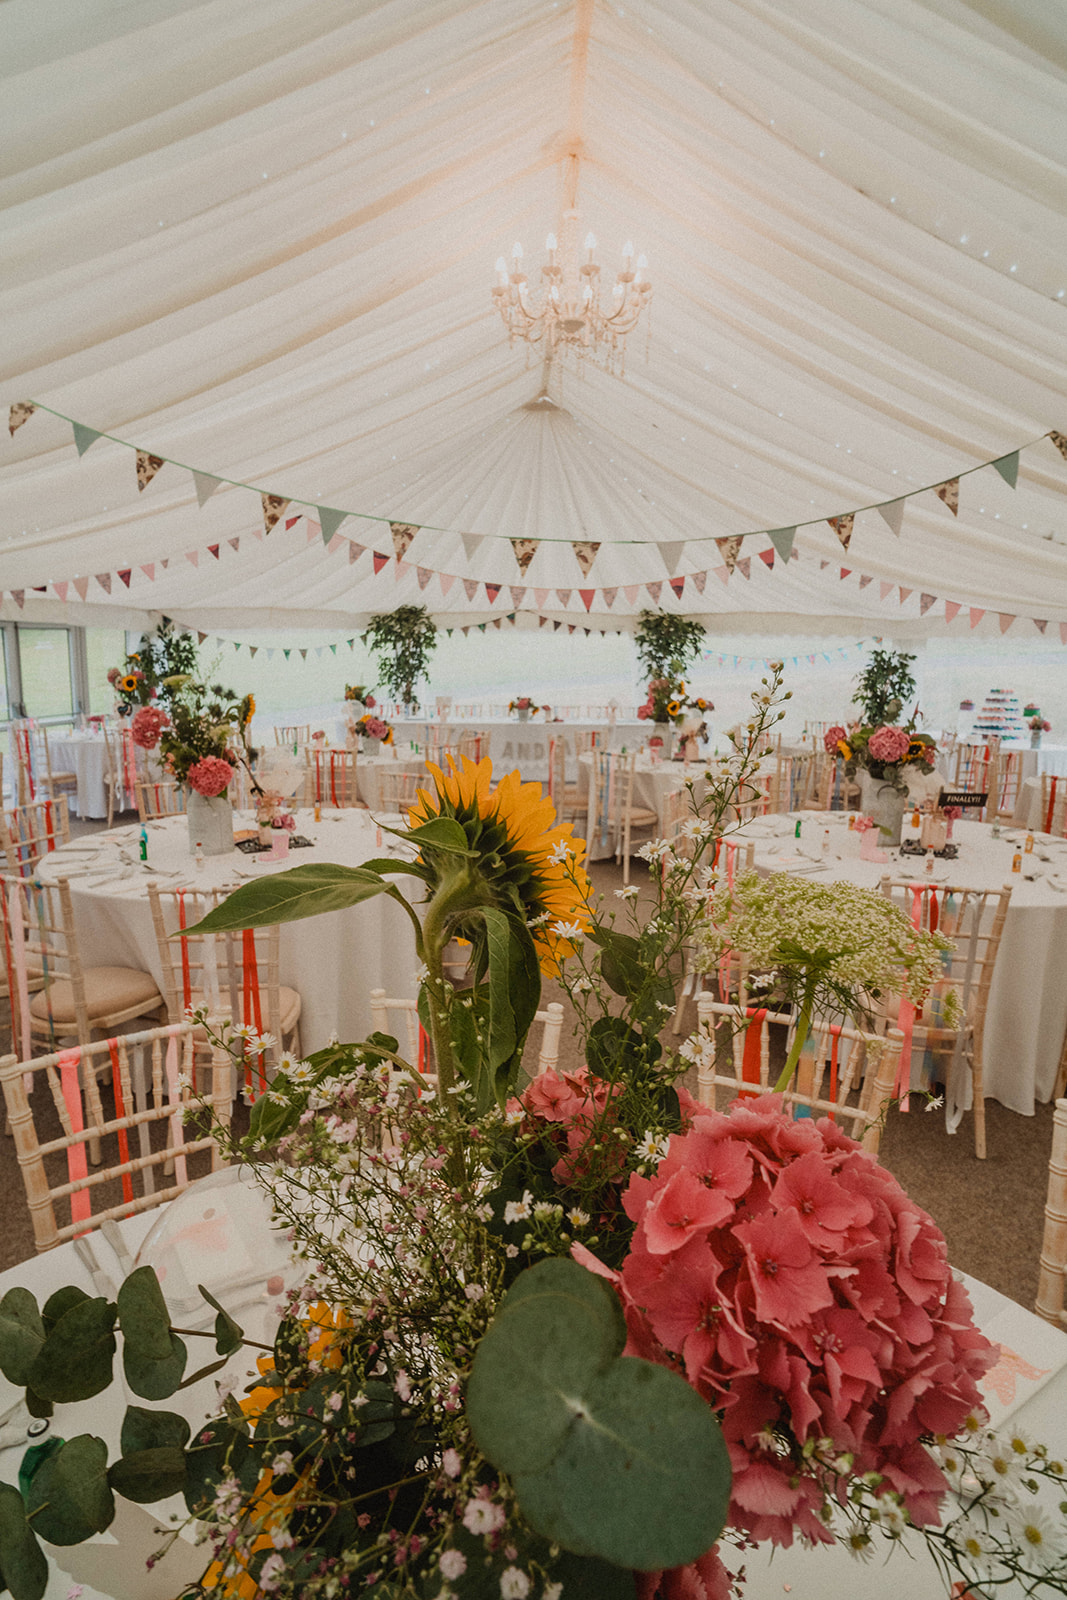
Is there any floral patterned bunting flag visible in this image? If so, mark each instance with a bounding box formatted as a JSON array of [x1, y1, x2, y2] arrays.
[[572, 541, 600, 577], [262, 493, 290, 535], [828, 514, 854, 551], [8, 402, 35, 436], [1049, 431, 1067, 461], [510, 539, 539, 573], [136, 450, 164, 492], [390, 522, 418, 560], [715, 535, 743, 573], [935, 478, 959, 515]]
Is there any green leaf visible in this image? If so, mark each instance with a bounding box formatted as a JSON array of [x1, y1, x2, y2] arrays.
[[551, 1550, 637, 1600], [117, 1267, 173, 1362], [468, 1259, 730, 1572], [0, 1290, 44, 1388], [41, 1285, 88, 1333], [178, 863, 396, 934], [482, 906, 541, 1104], [120, 1406, 190, 1458], [396, 816, 473, 856], [108, 1446, 188, 1503], [22, 1391, 51, 1422], [124, 1331, 187, 1400], [587, 925, 645, 1000], [27, 1297, 116, 1404], [25, 1435, 114, 1545], [0, 1483, 47, 1600], [198, 1286, 243, 1356], [248, 1092, 297, 1144]]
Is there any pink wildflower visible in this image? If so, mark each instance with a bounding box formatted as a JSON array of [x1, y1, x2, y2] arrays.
[[187, 755, 234, 796], [867, 724, 911, 763]]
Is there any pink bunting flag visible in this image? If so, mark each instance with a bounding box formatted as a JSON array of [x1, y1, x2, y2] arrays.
[[510, 586, 526, 607], [646, 581, 662, 602], [623, 585, 640, 606], [53, 581, 69, 601], [1034, 618, 1048, 634], [969, 608, 985, 628], [602, 587, 617, 607], [556, 589, 572, 607], [879, 580, 894, 600], [73, 576, 90, 601], [463, 578, 479, 600], [857, 574, 872, 589], [186, 550, 199, 568], [416, 567, 433, 590], [579, 589, 595, 611], [533, 588, 549, 608], [395, 560, 410, 580], [96, 573, 111, 593], [348, 542, 366, 564], [691, 572, 707, 594], [372, 552, 389, 574], [1060, 622, 1067, 644], [944, 601, 961, 622], [439, 573, 455, 596], [715, 567, 730, 586], [735, 558, 751, 579], [998, 613, 1015, 634], [898, 587, 912, 604]]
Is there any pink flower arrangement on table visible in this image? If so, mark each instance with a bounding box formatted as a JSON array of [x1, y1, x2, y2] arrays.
[[128, 705, 169, 750], [823, 724, 848, 753], [576, 1094, 996, 1598], [362, 716, 390, 740], [866, 723, 912, 763], [186, 754, 235, 797]]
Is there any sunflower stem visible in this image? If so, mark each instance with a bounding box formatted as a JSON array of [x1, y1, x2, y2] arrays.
[[774, 977, 817, 1094]]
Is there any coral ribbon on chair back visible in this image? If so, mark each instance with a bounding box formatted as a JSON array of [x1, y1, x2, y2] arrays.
[[1047, 776, 1059, 837], [739, 1008, 767, 1098], [242, 929, 266, 1096], [107, 1038, 134, 1204], [163, 1030, 188, 1187], [57, 1048, 92, 1232], [827, 1024, 841, 1120], [329, 751, 340, 809]]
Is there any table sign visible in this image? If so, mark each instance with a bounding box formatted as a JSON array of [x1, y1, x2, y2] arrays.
[[939, 789, 988, 809]]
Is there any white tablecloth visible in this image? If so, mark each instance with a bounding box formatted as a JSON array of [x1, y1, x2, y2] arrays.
[[49, 733, 111, 818], [36, 811, 422, 1051], [735, 811, 1067, 1117], [387, 718, 646, 782], [1, 1205, 1063, 1600]]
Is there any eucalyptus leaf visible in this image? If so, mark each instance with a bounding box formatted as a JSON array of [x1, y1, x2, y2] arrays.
[[41, 1285, 88, 1333], [25, 1435, 114, 1546], [198, 1286, 243, 1356], [0, 1483, 47, 1600], [0, 1290, 44, 1388], [22, 1391, 51, 1422], [108, 1445, 188, 1503], [120, 1406, 190, 1457], [179, 864, 395, 934], [27, 1297, 116, 1404], [117, 1267, 174, 1362], [124, 1330, 187, 1400]]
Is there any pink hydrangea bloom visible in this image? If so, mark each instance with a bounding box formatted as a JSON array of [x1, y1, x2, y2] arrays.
[[867, 724, 911, 763], [823, 724, 847, 753], [364, 717, 389, 740], [576, 1094, 997, 1560], [187, 756, 234, 797], [129, 706, 169, 750]]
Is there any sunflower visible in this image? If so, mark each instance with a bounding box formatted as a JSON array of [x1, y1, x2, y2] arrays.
[[837, 739, 852, 759], [118, 674, 139, 693], [244, 692, 256, 724], [407, 756, 590, 973], [906, 737, 927, 759], [666, 700, 682, 718]]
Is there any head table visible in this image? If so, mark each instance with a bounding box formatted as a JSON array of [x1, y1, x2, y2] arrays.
[[35, 809, 422, 1052], [732, 810, 1067, 1122], [0, 1191, 1063, 1600]]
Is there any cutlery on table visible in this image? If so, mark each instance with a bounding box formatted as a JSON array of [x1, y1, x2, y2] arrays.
[[74, 1234, 119, 1298]]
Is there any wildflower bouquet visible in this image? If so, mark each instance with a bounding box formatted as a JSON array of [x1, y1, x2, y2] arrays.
[[352, 712, 393, 743], [508, 696, 545, 715], [1029, 714, 1052, 734], [838, 721, 938, 793], [146, 676, 256, 790], [344, 684, 375, 705], [637, 676, 689, 725]]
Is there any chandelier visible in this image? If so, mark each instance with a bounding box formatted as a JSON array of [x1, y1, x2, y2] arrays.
[[492, 161, 652, 373]]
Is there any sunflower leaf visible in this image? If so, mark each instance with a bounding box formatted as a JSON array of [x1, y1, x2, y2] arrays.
[[176, 865, 397, 933], [481, 907, 541, 1107]]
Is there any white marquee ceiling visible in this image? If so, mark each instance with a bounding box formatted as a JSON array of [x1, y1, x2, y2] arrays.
[[2, 0, 1067, 640]]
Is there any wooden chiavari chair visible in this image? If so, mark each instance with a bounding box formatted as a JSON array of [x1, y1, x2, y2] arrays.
[[0, 1021, 232, 1253], [374, 768, 422, 815], [305, 747, 358, 808], [274, 725, 312, 747], [877, 877, 1012, 1159], [2, 796, 71, 876], [990, 748, 1025, 822], [953, 739, 998, 817], [369, 991, 564, 1082], [692, 994, 904, 1155], [30, 726, 78, 808], [547, 735, 584, 825], [1039, 773, 1067, 838], [135, 776, 187, 821]]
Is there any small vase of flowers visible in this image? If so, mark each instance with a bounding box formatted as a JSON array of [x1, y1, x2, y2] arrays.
[[354, 712, 393, 754], [1028, 713, 1051, 748], [508, 696, 542, 722]]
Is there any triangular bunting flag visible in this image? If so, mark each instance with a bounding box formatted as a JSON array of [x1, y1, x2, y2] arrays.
[[572, 541, 600, 577], [767, 527, 796, 562], [439, 573, 454, 596], [53, 581, 68, 601], [135, 450, 165, 492], [669, 577, 685, 599], [248, 646, 257, 658], [623, 585, 640, 607], [944, 601, 961, 622], [969, 608, 985, 629], [283, 649, 290, 660], [96, 573, 111, 594], [839, 568, 851, 581], [991, 452, 1019, 489], [1034, 618, 1048, 634], [395, 560, 410, 581], [579, 589, 595, 611], [692, 572, 707, 594], [714, 567, 730, 586], [758, 549, 775, 569], [306, 522, 320, 545], [715, 535, 742, 573], [10, 591, 24, 609], [658, 542, 685, 575], [602, 587, 617, 607], [372, 551, 389, 575], [208, 544, 220, 560], [228, 538, 240, 552], [919, 592, 936, 615], [485, 583, 501, 603], [197, 631, 208, 644], [1049, 432, 1067, 461], [140, 563, 155, 581], [262, 494, 290, 535], [186, 550, 199, 568], [193, 470, 221, 508], [348, 542, 366, 564], [510, 586, 526, 607], [284, 516, 300, 531], [539, 616, 548, 628], [390, 522, 418, 561], [318, 508, 348, 544], [117, 569, 132, 589], [858, 574, 872, 589], [493, 618, 502, 630], [463, 578, 479, 601], [556, 589, 572, 608], [416, 567, 433, 590], [553, 621, 562, 632], [736, 557, 751, 579], [898, 587, 912, 604], [828, 513, 854, 551], [299, 649, 308, 661], [646, 581, 662, 602], [8, 402, 35, 436], [877, 499, 906, 537], [998, 613, 1015, 634], [72, 422, 102, 457], [511, 539, 539, 573], [568, 624, 576, 635], [73, 576, 89, 601], [533, 588, 549, 608], [819, 559, 830, 571], [935, 478, 960, 516], [879, 580, 894, 600], [461, 533, 483, 563]]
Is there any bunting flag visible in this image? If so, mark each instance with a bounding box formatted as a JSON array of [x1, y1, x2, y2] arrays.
[[318, 507, 349, 544], [439, 572, 454, 595], [758, 549, 775, 570], [919, 593, 936, 615], [140, 564, 155, 582], [602, 587, 617, 607], [348, 541, 366, 564], [735, 557, 751, 579], [935, 478, 959, 516], [877, 499, 906, 537], [1050, 432, 1067, 461], [510, 539, 539, 573], [1034, 618, 1049, 634], [623, 585, 640, 606], [658, 541, 685, 575], [998, 613, 1015, 634], [691, 572, 707, 594], [197, 631, 208, 644], [73, 577, 89, 600], [556, 589, 572, 607], [879, 580, 894, 600], [228, 537, 241, 552], [461, 532, 483, 563], [187, 550, 199, 568], [533, 588, 549, 608], [262, 494, 290, 534], [669, 577, 685, 599], [828, 514, 854, 552], [96, 573, 111, 594], [944, 601, 961, 622], [580, 589, 595, 611], [510, 586, 526, 607], [572, 541, 600, 577], [8, 402, 35, 435], [53, 581, 68, 601], [10, 591, 24, 609], [72, 422, 102, 457], [416, 567, 433, 590], [463, 578, 478, 601], [372, 551, 389, 575], [193, 470, 222, 508], [857, 573, 872, 588], [714, 566, 730, 586], [768, 527, 796, 562], [395, 560, 410, 581], [117, 569, 132, 588], [208, 544, 220, 560], [715, 535, 742, 574], [840, 568, 851, 581], [646, 581, 662, 602], [969, 608, 985, 628], [485, 583, 501, 603], [991, 452, 1019, 489], [135, 450, 165, 492], [390, 522, 418, 561]]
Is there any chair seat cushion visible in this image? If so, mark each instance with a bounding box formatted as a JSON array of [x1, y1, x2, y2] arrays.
[[625, 807, 659, 825], [31, 967, 163, 1025]]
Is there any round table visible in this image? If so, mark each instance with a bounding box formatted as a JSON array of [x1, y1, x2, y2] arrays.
[[36, 810, 422, 1052], [48, 732, 111, 818], [732, 810, 1067, 1119]]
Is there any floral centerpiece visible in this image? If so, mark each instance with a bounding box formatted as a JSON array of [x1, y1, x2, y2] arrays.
[[508, 696, 545, 720], [130, 673, 257, 854], [107, 619, 201, 716], [344, 683, 375, 706], [352, 711, 393, 746], [1028, 714, 1051, 734], [4, 667, 1064, 1600], [106, 656, 155, 713]]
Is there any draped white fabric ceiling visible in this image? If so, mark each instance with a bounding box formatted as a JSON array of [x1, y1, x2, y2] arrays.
[[2, 0, 1066, 640]]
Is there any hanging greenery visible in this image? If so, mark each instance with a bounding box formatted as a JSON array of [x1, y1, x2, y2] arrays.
[[852, 647, 917, 726], [634, 610, 706, 682], [361, 605, 438, 709]]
